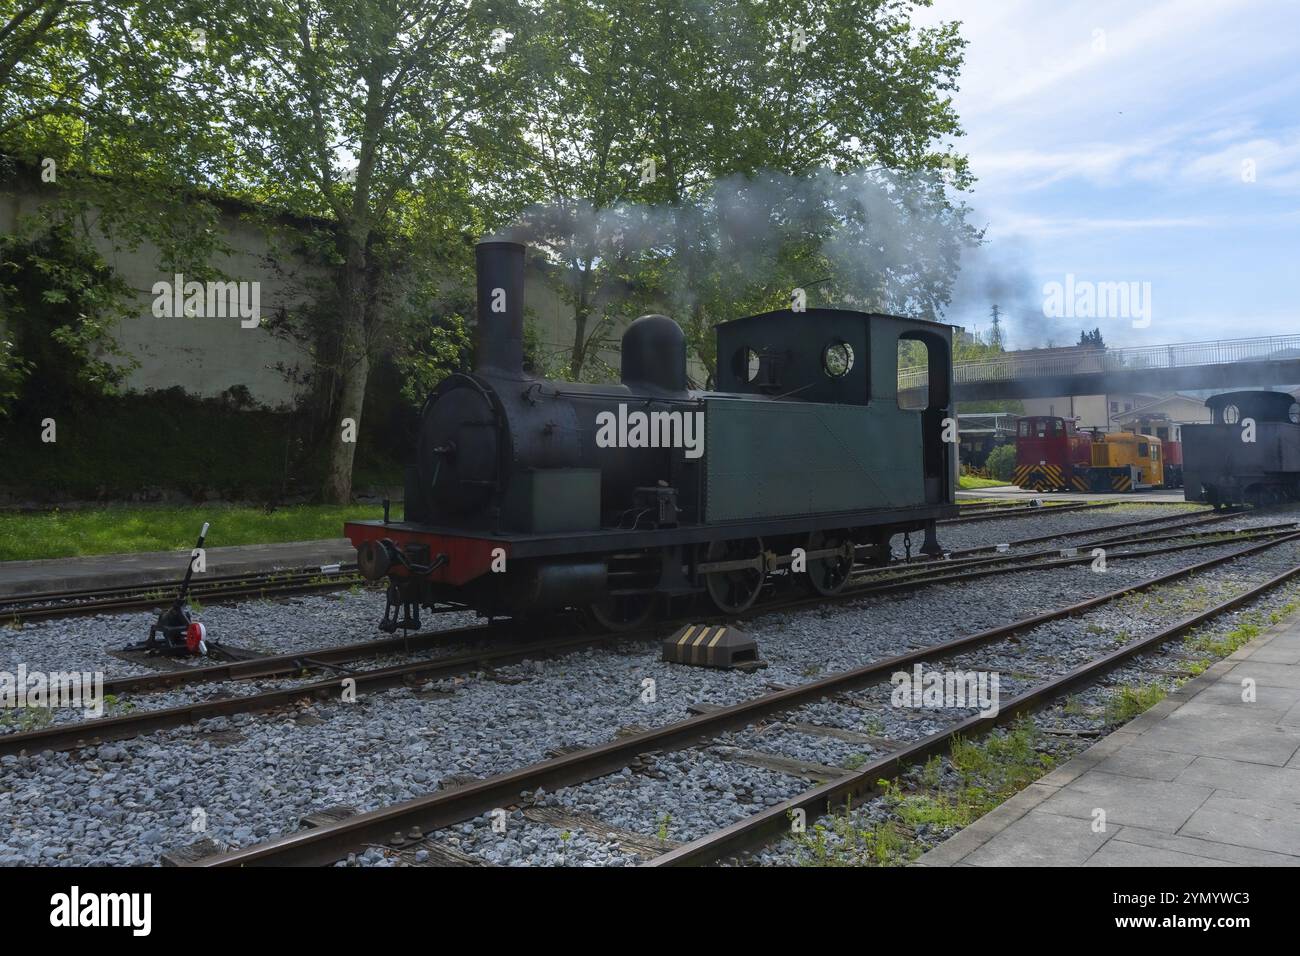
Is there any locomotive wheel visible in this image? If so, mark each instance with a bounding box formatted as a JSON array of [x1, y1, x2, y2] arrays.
[[701, 537, 766, 614], [803, 530, 854, 596], [586, 593, 657, 632]]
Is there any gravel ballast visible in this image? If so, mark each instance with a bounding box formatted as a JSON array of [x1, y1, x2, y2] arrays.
[[2, 509, 1299, 866]]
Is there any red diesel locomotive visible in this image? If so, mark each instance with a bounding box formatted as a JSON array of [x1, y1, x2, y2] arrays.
[[1013, 416, 1092, 492], [1013, 415, 1183, 492]]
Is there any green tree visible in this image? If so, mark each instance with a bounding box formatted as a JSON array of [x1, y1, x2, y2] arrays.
[[0, 223, 133, 413], [182, 0, 528, 502], [516, 0, 974, 380], [986, 443, 1016, 481], [516, 0, 739, 380], [1, 2, 232, 420]]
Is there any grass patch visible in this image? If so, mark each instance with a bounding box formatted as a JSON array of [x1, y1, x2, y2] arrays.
[[0, 707, 52, 732], [1104, 683, 1167, 723], [790, 720, 1055, 867], [1149, 589, 1300, 698], [1063, 695, 1091, 716], [0, 502, 400, 561], [1178, 596, 1300, 671], [789, 806, 915, 867], [958, 475, 1011, 489]]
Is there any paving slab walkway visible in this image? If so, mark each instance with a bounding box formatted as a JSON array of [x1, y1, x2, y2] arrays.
[[917, 613, 1300, 866]]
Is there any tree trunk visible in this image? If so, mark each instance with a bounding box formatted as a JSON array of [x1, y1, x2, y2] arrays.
[[321, 335, 370, 504], [569, 307, 588, 380], [568, 260, 593, 381], [321, 236, 371, 504]]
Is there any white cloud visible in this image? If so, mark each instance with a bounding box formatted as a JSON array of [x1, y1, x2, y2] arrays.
[[918, 0, 1300, 192], [1180, 135, 1300, 190], [912, 0, 1300, 342], [972, 142, 1168, 190], [994, 214, 1214, 239]]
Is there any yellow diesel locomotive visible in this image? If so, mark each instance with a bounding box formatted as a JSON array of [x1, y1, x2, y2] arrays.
[[1089, 431, 1164, 491]]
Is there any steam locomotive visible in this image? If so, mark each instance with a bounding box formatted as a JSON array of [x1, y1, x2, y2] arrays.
[[1183, 390, 1300, 506], [345, 240, 958, 631]]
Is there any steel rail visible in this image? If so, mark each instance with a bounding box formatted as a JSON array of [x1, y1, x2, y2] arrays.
[[6, 521, 1280, 763], [940, 507, 1239, 558], [186, 529, 1300, 866], [0, 627, 653, 758], [90, 522, 1291, 702], [939, 502, 1113, 525], [856, 520, 1299, 588], [1, 564, 360, 604], [847, 526, 1298, 600], [45, 520, 1294, 723], [97, 622, 503, 696], [648, 559, 1300, 865], [1, 569, 371, 623]]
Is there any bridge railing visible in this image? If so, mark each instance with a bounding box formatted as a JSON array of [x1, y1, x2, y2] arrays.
[[898, 334, 1300, 390]]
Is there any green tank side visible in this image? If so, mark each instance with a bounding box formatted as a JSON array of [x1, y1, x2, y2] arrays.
[[703, 399, 925, 521]]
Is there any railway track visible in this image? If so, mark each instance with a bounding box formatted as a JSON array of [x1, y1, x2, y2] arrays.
[[653, 564, 1300, 866], [0, 565, 373, 624], [937, 505, 1244, 559], [865, 513, 1278, 587], [5, 516, 1292, 759], [183, 529, 1300, 866], [0, 504, 1219, 627], [939, 501, 1114, 524]]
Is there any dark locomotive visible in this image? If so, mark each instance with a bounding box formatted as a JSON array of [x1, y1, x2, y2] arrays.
[[1183, 390, 1300, 507], [345, 240, 958, 631]]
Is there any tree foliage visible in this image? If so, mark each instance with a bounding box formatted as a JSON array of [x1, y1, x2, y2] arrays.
[[985, 443, 1016, 481], [513, 0, 974, 380], [1079, 327, 1105, 349], [1, 0, 982, 497], [0, 222, 134, 415]]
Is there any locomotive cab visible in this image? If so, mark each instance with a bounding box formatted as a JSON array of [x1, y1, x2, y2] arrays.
[[1126, 415, 1184, 488], [1183, 390, 1300, 506]]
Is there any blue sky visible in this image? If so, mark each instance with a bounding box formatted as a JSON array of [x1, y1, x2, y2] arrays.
[[915, 0, 1300, 349]]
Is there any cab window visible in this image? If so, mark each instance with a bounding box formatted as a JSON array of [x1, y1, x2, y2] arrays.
[[1018, 421, 1029, 437], [1137, 442, 1149, 457]]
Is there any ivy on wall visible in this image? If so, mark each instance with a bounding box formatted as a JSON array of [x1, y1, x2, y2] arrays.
[[0, 221, 136, 419]]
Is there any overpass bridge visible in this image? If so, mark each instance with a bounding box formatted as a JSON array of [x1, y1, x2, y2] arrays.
[[899, 334, 1300, 403]]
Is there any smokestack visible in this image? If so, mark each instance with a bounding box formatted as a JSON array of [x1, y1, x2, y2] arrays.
[[475, 240, 525, 376]]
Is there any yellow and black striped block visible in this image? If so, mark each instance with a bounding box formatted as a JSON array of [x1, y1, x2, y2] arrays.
[[1111, 473, 1132, 491], [662, 623, 760, 670], [1014, 463, 1064, 491]]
